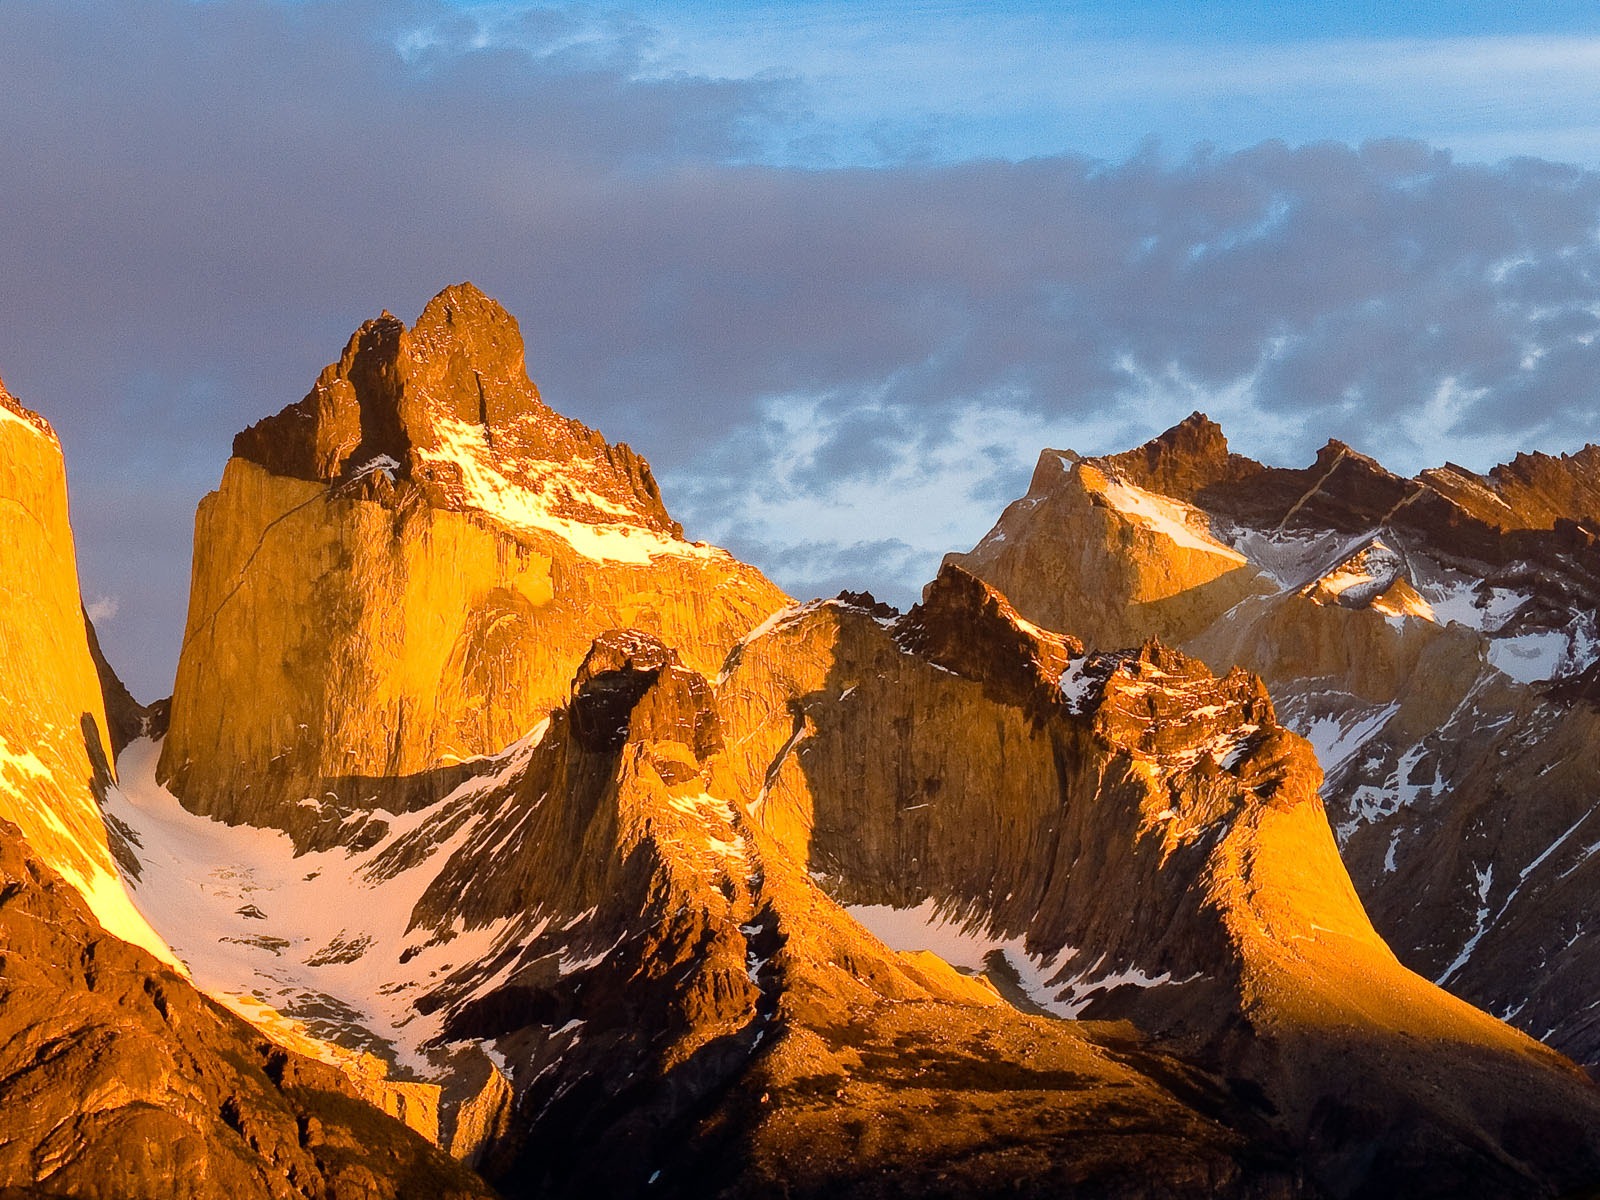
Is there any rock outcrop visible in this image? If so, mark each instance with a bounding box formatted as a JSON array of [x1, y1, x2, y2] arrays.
[[159, 284, 788, 846], [0, 378, 169, 962], [340, 625, 1311, 1199], [950, 413, 1600, 1066], [114, 623, 1300, 1198], [28, 288, 1594, 1200]]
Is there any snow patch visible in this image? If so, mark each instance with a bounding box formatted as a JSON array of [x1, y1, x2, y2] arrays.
[[1049, 954, 1195, 1019], [1302, 703, 1399, 785], [1097, 475, 1247, 563], [0, 402, 44, 438], [417, 416, 726, 566], [1057, 657, 1097, 713], [1488, 629, 1570, 684], [105, 732, 543, 1075], [845, 899, 1137, 1019]]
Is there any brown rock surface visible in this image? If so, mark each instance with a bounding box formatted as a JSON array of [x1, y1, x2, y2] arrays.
[[159, 284, 788, 846], [951, 440, 1275, 651], [84, 610, 148, 757], [710, 567, 1600, 1198], [386, 627, 1309, 1199]]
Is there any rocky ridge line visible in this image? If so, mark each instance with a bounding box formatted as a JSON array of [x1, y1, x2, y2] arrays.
[[949, 412, 1600, 1066]]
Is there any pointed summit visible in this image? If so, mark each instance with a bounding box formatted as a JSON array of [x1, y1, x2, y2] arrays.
[[1098, 411, 1256, 500], [952, 412, 1600, 1077], [232, 282, 678, 536], [408, 281, 531, 402]]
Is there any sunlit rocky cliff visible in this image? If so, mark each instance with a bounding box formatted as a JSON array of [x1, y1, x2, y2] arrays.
[[159, 283, 787, 847], [2, 291, 1599, 1200]]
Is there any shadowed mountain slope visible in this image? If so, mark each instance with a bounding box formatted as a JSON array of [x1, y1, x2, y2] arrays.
[[713, 566, 1600, 1198]]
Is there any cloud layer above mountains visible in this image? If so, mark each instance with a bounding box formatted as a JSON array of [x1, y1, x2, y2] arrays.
[[3, 1, 1599, 694]]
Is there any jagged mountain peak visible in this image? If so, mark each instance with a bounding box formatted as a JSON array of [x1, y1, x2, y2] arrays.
[[1094, 409, 1252, 499], [951, 412, 1600, 1079], [160, 285, 789, 843], [408, 280, 530, 393], [1478, 441, 1600, 530], [232, 281, 680, 540], [0, 371, 175, 966], [896, 562, 1083, 711]]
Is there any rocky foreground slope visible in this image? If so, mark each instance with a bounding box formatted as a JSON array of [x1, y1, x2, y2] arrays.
[[107, 574, 1600, 1197], [0, 819, 495, 1200], [951, 414, 1600, 1066]]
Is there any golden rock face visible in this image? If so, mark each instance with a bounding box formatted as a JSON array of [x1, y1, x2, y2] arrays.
[[9, 338, 1598, 1196], [0, 381, 171, 962], [950, 450, 1275, 651], [159, 286, 789, 845]]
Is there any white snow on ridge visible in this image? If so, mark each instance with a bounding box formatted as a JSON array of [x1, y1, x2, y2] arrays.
[[105, 734, 542, 1076], [345, 453, 400, 484], [1312, 545, 1395, 603], [418, 416, 726, 566], [0, 401, 44, 438], [1096, 474, 1247, 563], [1302, 702, 1399, 785]]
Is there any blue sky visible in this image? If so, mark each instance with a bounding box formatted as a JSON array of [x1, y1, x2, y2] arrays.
[[434, 1, 1600, 166], [3, 1, 1600, 694]]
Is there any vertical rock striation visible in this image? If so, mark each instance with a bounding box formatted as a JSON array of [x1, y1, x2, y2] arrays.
[[712, 565, 1600, 1198]]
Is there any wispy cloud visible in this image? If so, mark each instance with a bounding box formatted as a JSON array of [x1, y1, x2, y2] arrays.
[[591, 9, 1600, 167]]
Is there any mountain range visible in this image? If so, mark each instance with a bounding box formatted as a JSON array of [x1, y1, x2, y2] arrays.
[[1, 284, 1597, 1199]]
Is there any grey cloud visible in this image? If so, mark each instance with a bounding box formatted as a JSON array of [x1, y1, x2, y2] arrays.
[[2, 4, 1600, 694]]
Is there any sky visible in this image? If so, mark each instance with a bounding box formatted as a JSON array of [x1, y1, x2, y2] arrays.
[[4, 1, 1600, 697]]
